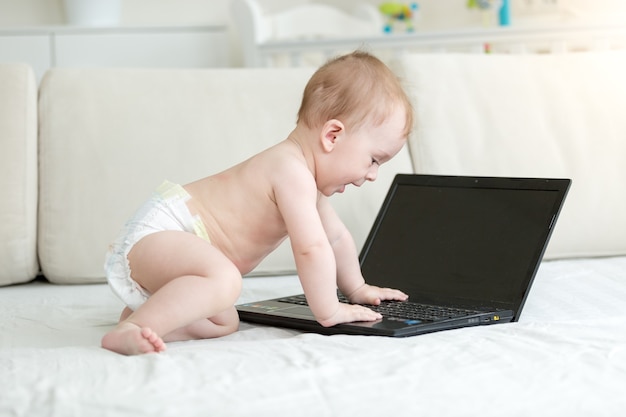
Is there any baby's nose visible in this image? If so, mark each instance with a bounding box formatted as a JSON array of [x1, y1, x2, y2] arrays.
[[365, 165, 379, 181]]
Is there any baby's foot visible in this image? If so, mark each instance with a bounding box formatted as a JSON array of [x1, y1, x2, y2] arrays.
[[101, 322, 166, 355]]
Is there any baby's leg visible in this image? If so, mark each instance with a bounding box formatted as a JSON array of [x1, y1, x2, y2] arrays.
[[101, 231, 242, 355], [119, 306, 133, 321], [163, 305, 240, 342], [115, 304, 239, 343]]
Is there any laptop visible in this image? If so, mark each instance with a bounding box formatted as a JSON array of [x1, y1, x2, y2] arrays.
[[237, 174, 571, 337]]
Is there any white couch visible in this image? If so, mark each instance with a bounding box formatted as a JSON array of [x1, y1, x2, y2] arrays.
[[1, 51, 625, 416]]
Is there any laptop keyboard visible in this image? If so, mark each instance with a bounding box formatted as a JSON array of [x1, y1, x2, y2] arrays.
[[277, 294, 480, 322]]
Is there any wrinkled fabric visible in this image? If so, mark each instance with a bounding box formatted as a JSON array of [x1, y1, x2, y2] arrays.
[[1, 256, 625, 417]]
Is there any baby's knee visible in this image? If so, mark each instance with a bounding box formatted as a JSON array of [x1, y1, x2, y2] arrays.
[[215, 266, 243, 303]]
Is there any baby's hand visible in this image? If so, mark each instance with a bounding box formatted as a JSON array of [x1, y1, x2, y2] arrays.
[[348, 284, 408, 306], [317, 303, 382, 328]]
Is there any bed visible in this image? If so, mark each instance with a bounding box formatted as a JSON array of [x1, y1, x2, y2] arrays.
[[2, 255, 625, 416]]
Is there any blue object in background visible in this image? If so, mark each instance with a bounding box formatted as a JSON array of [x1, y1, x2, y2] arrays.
[[499, 0, 511, 26]]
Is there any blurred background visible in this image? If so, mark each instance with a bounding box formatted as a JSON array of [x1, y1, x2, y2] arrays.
[[2, 0, 625, 28], [1, 0, 624, 79]]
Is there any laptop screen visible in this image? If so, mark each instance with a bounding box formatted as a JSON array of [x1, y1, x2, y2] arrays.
[[359, 175, 569, 315]]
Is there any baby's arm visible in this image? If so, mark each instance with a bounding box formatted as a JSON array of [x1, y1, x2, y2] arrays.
[[318, 197, 408, 306], [273, 165, 382, 327]]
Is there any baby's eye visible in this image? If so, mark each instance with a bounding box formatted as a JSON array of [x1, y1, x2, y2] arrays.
[[371, 158, 379, 166]]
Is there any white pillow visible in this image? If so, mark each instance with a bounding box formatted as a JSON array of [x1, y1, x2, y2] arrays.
[[398, 51, 626, 259], [0, 64, 38, 286]]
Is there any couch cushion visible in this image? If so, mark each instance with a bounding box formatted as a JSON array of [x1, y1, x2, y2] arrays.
[[398, 51, 626, 259], [0, 64, 39, 286], [38, 67, 413, 283]]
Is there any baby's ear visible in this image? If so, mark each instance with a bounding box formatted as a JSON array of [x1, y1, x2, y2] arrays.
[[320, 119, 344, 152]]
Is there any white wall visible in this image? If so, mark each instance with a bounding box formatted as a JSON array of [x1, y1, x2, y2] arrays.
[[0, 0, 65, 26], [0, 0, 229, 27], [1, 0, 624, 69]]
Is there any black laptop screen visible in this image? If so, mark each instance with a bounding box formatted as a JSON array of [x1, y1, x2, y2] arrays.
[[359, 177, 565, 313]]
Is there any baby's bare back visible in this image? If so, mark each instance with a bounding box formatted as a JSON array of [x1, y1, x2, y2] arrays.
[[183, 140, 304, 274]]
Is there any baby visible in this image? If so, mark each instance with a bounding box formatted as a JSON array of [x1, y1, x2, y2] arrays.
[[102, 51, 414, 355]]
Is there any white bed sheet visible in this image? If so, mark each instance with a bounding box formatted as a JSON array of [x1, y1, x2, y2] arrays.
[[1, 256, 625, 417]]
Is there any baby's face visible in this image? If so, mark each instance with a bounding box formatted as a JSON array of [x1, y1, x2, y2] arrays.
[[318, 106, 407, 196]]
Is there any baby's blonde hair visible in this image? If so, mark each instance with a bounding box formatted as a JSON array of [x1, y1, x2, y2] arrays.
[[297, 50, 413, 137]]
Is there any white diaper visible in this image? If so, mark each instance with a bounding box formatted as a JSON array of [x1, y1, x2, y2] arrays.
[[104, 180, 210, 311]]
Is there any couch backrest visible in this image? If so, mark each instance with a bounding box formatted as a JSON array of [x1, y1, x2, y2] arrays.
[[37, 67, 413, 284], [0, 64, 39, 286], [398, 51, 626, 259], [25, 50, 626, 285]]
